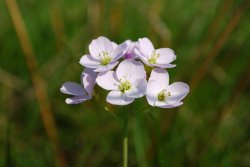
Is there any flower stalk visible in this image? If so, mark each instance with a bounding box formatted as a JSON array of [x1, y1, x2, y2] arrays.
[[123, 106, 129, 167]]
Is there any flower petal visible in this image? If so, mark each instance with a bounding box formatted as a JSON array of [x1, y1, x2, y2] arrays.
[[155, 101, 183, 108], [96, 71, 119, 90], [138, 37, 154, 57], [94, 61, 119, 72], [149, 68, 169, 89], [155, 48, 176, 63], [111, 42, 128, 61], [116, 59, 146, 82], [146, 80, 161, 106], [66, 95, 92, 104], [60, 82, 85, 96], [106, 90, 134, 105], [89, 36, 114, 58], [166, 82, 189, 104], [79, 54, 101, 68], [126, 78, 147, 98], [82, 68, 97, 95]]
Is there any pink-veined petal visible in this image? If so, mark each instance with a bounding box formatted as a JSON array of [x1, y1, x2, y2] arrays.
[[138, 37, 154, 57], [116, 59, 146, 82], [126, 78, 147, 98], [60, 82, 85, 96], [166, 82, 189, 104], [82, 68, 97, 95], [149, 68, 169, 89], [106, 90, 134, 105], [93, 61, 119, 72], [65, 95, 92, 104], [96, 71, 119, 90], [79, 54, 101, 68]]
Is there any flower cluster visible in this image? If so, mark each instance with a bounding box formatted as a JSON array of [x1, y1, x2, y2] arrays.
[[61, 36, 189, 108]]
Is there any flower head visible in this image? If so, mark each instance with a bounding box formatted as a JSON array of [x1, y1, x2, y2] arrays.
[[136, 37, 176, 68], [60, 68, 97, 104], [80, 36, 127, 72], [146, 68, 189, 108], [96, 59, 147, 105]]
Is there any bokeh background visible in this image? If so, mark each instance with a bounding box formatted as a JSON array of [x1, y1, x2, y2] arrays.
[[1, 0, 250, 166]]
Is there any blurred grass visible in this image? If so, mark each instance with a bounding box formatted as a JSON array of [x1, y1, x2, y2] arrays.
[[1, 0, 250, 166]]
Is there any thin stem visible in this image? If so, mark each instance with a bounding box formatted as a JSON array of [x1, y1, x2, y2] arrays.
[[123, 105, 129, 167]]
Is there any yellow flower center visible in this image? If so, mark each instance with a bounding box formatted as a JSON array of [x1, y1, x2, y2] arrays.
[[100, 51, 112, 65], [148, 51, 160, 64], [157, 89, 171, 101], [118, 80, 131, 93]]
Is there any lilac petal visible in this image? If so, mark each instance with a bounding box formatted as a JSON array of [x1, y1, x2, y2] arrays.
[[112, 42, 118, 48], [154, 63, 176, 68], [149, 68, 169, 89], [135, 49, 151, 66], [106, 90, 134, 105], [82, 68, 97, 95], [166, 82, 189, 103], [89, 36, 114, 58], [155, 101, 183, 108], [126, 78, 147, 98], [111, 42, 128, 61], [80, 54, 101, 68], [97, 36, 114, 52], [60, 82, 85, 96], [96, 71, 119, 90], [94, 61, 119, 72], [155, 48, 176, 63], [138, 38, 154, 57], [146, 80, 161, 106], [116, 59, 146, 82], [66, 95, 92, 104]]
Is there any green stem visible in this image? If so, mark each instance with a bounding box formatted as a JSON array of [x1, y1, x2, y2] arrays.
[[123, 106, 129, 167]]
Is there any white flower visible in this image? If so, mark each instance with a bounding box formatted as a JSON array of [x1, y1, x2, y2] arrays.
[[146, 68, 189, 108], [80, 36, 127, 72], [136, 37, 176, 68], [60, 68, 97, 104], [96, 59, 147, 105]]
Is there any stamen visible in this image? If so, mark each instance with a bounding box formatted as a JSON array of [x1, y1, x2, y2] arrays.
[[157, 89, 171, 101], [118, 79, 131, 93], [148, 51, 160, 64], [100, 51, 112, 65]]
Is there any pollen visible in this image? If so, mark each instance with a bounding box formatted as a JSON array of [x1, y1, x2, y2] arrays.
[[118, 80, 131, 93], [148, 51, 160, 64], [100, 51, 112, 65], [157, 89, 171, 101]]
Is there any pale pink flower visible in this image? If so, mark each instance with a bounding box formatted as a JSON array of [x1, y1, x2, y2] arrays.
[[80, 36, 127, 72], [146, 68, 189, 108], [96, 59, 147, 105], [136, 37, 176, 68]]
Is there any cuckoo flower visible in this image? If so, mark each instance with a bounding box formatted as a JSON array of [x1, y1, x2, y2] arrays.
[[146, 68, 189, 108], [136, 37, 176, 68], [96, 59, 147, 105], [60, 68, 97, 104], [123, 40, 138, 59], [80, 36, 127, 72]]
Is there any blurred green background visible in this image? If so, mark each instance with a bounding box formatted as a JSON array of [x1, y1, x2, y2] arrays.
[[1, 0, 250, 166]]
